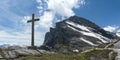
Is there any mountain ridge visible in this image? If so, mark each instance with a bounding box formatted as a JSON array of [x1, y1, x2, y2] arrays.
[[41, 16, 119, 52]]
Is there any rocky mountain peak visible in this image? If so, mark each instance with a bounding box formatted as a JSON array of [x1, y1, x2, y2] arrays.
[[41, 16, 119, 52], [56, 16, 100, 29]]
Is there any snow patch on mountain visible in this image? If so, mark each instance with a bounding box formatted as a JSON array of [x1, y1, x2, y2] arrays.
[[80, 31, 108, 43], [80, 38, 97, 46], [66, 22, 109, 43], [66, 21, 90, 32], [116, 30, 120, 37]]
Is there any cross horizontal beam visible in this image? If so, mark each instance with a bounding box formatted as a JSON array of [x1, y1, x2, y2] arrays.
[[27, 18, 39, 23]]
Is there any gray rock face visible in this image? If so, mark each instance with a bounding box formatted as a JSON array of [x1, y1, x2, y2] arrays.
[[42, 16, 118, 51], [0, 48, 46, 60]]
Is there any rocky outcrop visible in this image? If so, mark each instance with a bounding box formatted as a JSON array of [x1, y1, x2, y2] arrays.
[[41, 16, 118, 52]]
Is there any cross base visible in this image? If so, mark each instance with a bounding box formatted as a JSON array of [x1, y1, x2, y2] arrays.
[[27, 46, 38, 49]]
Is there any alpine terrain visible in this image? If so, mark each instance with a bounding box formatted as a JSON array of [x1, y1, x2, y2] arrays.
[[0, 16, 119, 60], [41, 16, 119, 53]]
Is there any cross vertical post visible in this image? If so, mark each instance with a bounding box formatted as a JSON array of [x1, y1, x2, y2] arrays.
[[27, 13, 39, 48], [32, 14, 34, 47]]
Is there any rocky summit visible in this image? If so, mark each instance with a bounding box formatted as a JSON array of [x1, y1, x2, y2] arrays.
[[41, 16, 119, 53]]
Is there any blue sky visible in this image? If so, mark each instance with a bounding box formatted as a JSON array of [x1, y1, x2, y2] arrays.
[[0, 0, 119, 46], [75, 0, 120, 28]]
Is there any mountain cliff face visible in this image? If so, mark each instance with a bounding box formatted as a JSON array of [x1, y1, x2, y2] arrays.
[[41, 16, 118, 52]]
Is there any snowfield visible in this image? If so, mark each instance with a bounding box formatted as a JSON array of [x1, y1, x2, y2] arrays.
[[80, 38, 97, 46], [66, 21, 109, 44]]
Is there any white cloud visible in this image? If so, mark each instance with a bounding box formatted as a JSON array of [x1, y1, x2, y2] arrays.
[[39, 11, 55, 28], [47, 0, 85, 17], [0, 15, 44, 46], [37, 0, 85, 29], [0, 0, 85, 46], [0, 29, 44, 46], [21, 16, 31, 24], [103, 26, 120, 37], [103, 25, 119, 32]]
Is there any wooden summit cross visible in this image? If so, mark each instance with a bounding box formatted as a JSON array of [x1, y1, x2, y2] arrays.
[[27, 13, 39, 47]]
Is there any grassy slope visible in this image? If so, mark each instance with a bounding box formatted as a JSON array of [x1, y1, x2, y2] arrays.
[[22, 49, 117, 60]]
